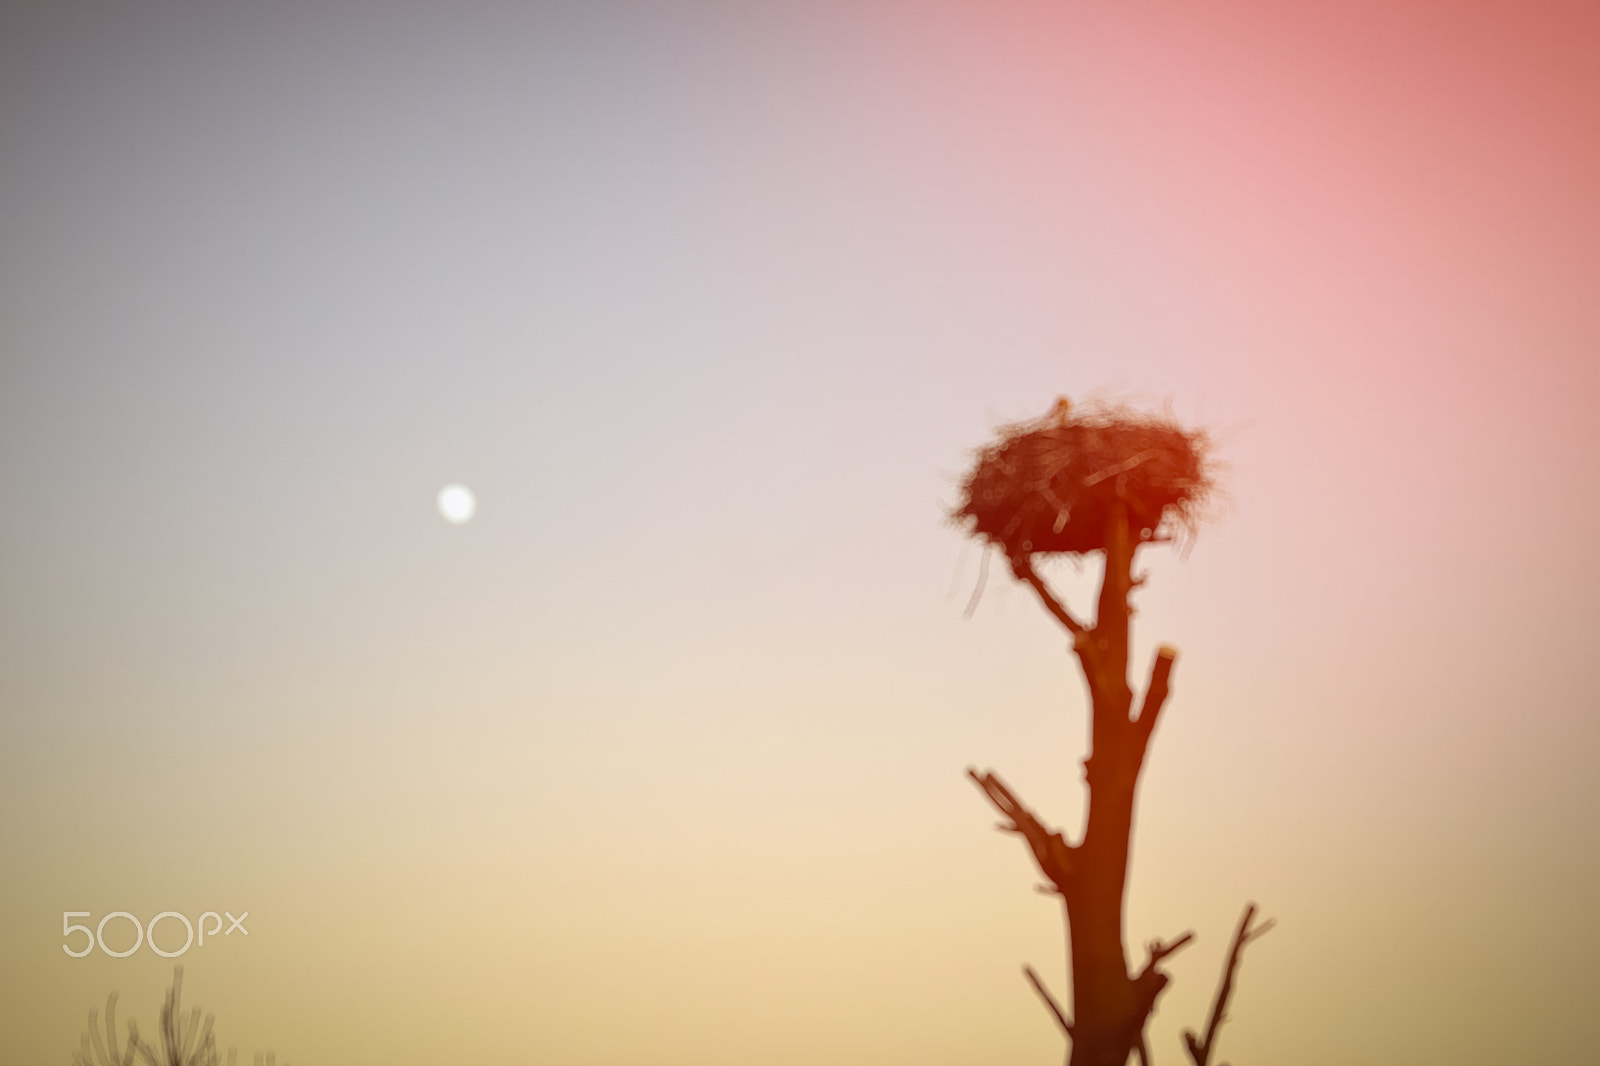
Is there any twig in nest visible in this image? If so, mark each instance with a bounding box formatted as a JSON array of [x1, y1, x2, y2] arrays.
[[947, 539, 971, 602], [1082, 448, 1159, 488], [963, 546, 991, 618]]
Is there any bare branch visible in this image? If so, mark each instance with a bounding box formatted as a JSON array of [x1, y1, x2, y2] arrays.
[[967, 767, 1075, 889], [1144, 931, 1195, 969], [1183, 903, 1274, 1066], [1023, 966, 1073, 1037], [1008, 555, 1087, 636], [1134, 645, 1179, 738]]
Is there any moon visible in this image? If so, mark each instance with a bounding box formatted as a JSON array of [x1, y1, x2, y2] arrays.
[[437, 484, 476, 524]]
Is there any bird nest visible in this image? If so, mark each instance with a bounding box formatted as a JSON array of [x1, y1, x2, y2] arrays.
[[953, 399, 1214, 557]]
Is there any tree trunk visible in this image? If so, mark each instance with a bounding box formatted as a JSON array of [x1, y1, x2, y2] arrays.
[[979, 499, 1173, 1066], [1062, 777, 1141, 1066]]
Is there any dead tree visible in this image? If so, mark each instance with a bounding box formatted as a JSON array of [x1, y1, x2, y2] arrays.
[[954, 397, 1269, 1066]]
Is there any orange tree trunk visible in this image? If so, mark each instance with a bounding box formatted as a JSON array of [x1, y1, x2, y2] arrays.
[[983, 500, 1179, 1066]]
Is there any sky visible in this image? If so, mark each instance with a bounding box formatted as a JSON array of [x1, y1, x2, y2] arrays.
[[2, 1, 1598, 1063]]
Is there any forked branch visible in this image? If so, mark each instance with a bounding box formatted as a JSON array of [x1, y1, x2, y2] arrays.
[[1183, 903, 1275, 1066], [1131, 929, 1195, 1014], [1120, 931, 1195, 1066]]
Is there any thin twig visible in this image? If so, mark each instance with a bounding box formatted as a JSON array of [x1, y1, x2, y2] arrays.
[[947, 539, 971, 602], [963, 546, 991, 618], [1146, 931, 1195, 968], [1023, 966, 1073, 1037], [1083, 448, 1159, 488], [1183, 903, 1274, 1066]]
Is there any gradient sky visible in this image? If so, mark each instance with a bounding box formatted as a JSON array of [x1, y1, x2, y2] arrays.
[[2, 2, 1598, 1063]]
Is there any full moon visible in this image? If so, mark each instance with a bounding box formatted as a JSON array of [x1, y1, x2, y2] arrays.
[[437, 484, 476, 524]]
